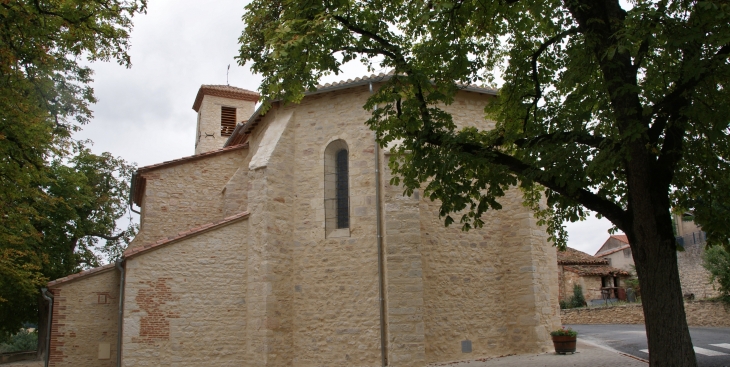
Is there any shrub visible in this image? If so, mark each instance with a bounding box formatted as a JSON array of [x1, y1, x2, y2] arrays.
[[0, 329, 37, 353], [703, 245, 730, 304], [570, 284, 586, 308], [550, 327, 578, 337]]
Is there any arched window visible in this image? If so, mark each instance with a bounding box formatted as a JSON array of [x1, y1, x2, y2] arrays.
[[325, 140, 349, 237]]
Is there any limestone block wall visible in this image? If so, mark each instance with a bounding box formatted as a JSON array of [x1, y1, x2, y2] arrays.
[[560, 301, 730, 327], [250, 87, 383, 367], [122, 220, 248, 367], [677, 242, 718, 299], [468, 189, 559, 357], [133, 148, 248, 248], [559, 269, 603, 302], [245, 113, 296, 367], [196, 95, 256, 155], [48, 268, 120, 367]]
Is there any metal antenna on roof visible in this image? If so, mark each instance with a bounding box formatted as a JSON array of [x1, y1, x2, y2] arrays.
[[226, 64, 230, 85]]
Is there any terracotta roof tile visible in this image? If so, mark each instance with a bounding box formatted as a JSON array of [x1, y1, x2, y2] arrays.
[[610, 234, 629, 244], [47, 263, 117, 288], [557, 247, 609, 265], [564, 265, 630, 277], [192, 85, 259, 112], [123, 211, 250, 259]]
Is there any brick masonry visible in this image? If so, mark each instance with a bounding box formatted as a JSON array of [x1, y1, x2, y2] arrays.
[[122, 219, 248, 367]]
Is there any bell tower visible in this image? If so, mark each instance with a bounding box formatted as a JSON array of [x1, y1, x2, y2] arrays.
[[192, 85, 259, 154]]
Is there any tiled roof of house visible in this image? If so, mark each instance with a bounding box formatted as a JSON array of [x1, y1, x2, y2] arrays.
[[130, 143, 248, 206], [123, 211, 250, 259], [47, 263, 117, 288], [595, 244, 631, 257], [610, 234, 629, 244], [564, 265, 630, 277], [557, 247, 609, 265], [192, 85, 259, 112]]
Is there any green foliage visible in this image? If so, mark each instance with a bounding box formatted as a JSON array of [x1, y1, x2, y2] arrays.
[[0, 0, 145, 337], [550, 327, 577, 337], [560, 284, 587, 309], [0, 329, 38, 353], [624, 265, 642, 300], [571, 284, 586, 308], [703, 245, 730, 304]]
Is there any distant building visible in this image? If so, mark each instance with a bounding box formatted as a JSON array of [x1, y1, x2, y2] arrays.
[[557, 247, 629, 303], [594, 218, 718, 299], [594, 235, 633, 271]]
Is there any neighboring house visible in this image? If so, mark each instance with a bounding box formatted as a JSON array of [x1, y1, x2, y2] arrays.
[[557, 247, 629, 303], [594, 235, 633, 271], [43, 75, 562, 367], [594, 220, 718, 299]]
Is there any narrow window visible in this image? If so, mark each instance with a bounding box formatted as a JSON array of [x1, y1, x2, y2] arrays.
[[221, 106, 237, 137], [336, 149, 349, 228], [324, 140, 349, 237], [623, 248, 631, 258]]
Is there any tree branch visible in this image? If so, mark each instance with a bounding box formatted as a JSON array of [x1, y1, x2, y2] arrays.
[[524, 27, 578, 132], [648, 43, 730, 142]]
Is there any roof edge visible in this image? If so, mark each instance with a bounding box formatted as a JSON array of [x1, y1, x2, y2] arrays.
[[224, 74, 499, 148], [123, 211, 250, 259], [595, 244, 631, 257], [131, 143, 249, 206], [192, 85, 260, 112], [47, 263, 117, 288]]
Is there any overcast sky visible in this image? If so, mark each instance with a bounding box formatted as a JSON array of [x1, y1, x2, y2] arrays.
[[76, 0, 618, 256]]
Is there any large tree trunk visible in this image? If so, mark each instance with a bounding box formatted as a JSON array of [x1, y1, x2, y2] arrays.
[[625, 145, 697, 367]]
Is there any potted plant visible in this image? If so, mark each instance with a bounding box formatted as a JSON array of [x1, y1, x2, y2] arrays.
[[550, 327, 577, 354]]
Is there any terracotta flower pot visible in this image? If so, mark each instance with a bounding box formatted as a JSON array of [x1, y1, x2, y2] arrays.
[[552, 335, 577, 354]]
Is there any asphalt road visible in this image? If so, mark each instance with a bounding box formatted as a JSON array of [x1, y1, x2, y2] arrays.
[[567, 324, 730, 367]]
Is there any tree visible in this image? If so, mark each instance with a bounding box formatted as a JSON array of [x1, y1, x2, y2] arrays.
[[703, 245, 730, 304], [238, 0, 730, 365], [0, 0, 145, 339]]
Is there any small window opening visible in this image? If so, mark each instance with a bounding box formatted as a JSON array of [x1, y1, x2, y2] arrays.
[[324, 140, 349, 237], [623, 248, 631, 258], [221, 106, 237, 137], [336, 149, 349, 228], [98, 294, 108, 304]]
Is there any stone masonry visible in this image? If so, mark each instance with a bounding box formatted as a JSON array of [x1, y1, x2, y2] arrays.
[[46, 77, 561, 366]]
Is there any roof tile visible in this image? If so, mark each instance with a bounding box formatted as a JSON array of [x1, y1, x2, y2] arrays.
[[47, 263, 117, 288], [557, 247, 609, 265], [192, 85, 259, 112]]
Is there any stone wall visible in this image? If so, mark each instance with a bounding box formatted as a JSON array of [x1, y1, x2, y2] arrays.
[[48, 267, 120, 367], [270, 88, 383, 367], [560, 301, 730, 327], [677, 241, 718, 299], [558, 266, 604, 302], [132, 148, 248, 248], [122, 219, 248, 367]]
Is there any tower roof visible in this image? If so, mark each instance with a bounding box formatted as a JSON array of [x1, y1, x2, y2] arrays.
[[192, 84, 259, 112]]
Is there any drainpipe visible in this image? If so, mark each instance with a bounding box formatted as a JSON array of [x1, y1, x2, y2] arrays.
[[371, 81, 388, 366], [40, 288, 53, 367], [115, 259, 126, 367]]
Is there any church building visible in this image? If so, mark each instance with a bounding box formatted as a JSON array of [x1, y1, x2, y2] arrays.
[[44, 74, 561, 367]]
